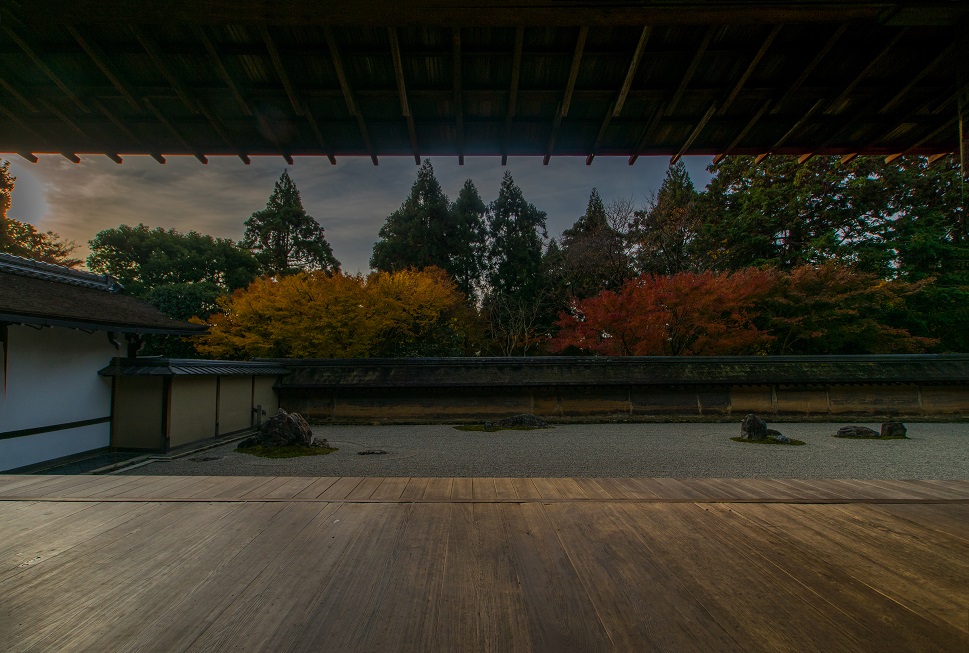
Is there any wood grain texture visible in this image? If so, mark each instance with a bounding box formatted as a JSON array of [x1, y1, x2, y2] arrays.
[[1, 476, 967, 652]]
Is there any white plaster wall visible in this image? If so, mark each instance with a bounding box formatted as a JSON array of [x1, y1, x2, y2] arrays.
[[0, 423, 110, 472], [0, 325, 115, 471]]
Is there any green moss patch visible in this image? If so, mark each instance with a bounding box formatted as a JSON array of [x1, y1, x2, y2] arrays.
[[454, 425, 552, 433], [730, 436, 805, 446], [237, 444, 337, 458]]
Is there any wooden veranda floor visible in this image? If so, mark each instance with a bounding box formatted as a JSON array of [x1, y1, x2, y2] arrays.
[[2, 474, 968, 652]]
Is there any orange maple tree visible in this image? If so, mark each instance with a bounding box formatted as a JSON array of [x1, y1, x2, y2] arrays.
[[195, 267, 468, 359]]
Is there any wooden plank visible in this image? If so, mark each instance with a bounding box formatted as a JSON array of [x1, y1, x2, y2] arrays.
[[210, 475, 277, 499], [235, 475, 289, 498], [703, 503, 965, 652], [0, 502, 146, 573], [619, 478, 666, 499], [493, 477, 519, 500], [501, 502, 613, 650], [531, 477, 564, 499], [544, 477, 587, 499], [451, 477, 473, 500], [614, 502, 873, 652], [1, 474, 119, 498], [769, 478, 855, 500], [261, 476, 319, 499], [471, 477, 497, 500], [115, 502, 332, 653], [2, 501, 240, 649], [0, 474, 70, 494], [421, 477, 452, 500], [649, 477, 713, 500], [730, 503, 969, 633], [174, 475, 261, 499], [546, 501, 742, 651], [427, 503, 532, 651], [345, 476, 384, 500], [107, 475, 203, 499], [354, 502, 454, 650], [399, 477, 430, 500], [510, 477, 542, 500], [318, 476, 365, 500], [909, 479, 969, 499], [569, 477, 615, 500], [369, 476, 410, 500], [292, 476, 340, 499], [589, 477, 635, 499], [189, 503, 407, 651], [865, 503, 969, 542], [24, 502, 287, 653]]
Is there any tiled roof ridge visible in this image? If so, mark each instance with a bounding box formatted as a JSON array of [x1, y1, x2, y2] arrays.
[[0, 253, 122, 292]]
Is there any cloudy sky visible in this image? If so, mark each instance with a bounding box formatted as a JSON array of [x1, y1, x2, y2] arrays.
[[6, 153, 713, 274]]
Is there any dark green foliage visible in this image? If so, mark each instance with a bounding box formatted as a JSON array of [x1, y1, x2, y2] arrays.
[[553, 188, 632, 299], [88, 224, 259, 295], [630, 162, 703, 275], [371, 160, 453, 272], [88, 223, 260, 357], [243, 170, 340, 276], [448, 179, 488, 297], [485, 171, 548, 302]]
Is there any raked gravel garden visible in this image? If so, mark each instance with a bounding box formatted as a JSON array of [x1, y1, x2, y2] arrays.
[[118, 421, 969, 479]]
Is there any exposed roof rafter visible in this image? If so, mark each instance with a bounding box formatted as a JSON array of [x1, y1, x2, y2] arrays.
[[453, 26, 464, 165], [69, 26, 142, 111], [131, 25, 199, 114], [324, 27, 377, 165], [389, 27, 420, 165], [259, 26, 304, 117], [2, 24, 88, 112], [193, 25, 252, 116], [501, 26, 524, 166]]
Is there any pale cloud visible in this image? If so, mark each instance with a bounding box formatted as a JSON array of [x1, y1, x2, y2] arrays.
[[5, 153, 713, 274]]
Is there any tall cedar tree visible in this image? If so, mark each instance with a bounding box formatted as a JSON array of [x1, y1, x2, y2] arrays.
[[485, 171, 548, 302], [371, 160, 452, 274], [243, 170, 340, 276], [553, 188, 631, 299], [448, 179, 487, 297], [0, 160, 80, 267], [630, 162, 702, 275]]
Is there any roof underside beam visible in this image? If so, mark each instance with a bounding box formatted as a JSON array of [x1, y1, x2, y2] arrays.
[[545, 26, 587, 165], [389, 27, 420, 165], [501, 26, 524, 166], [325, 26, 377, 165]]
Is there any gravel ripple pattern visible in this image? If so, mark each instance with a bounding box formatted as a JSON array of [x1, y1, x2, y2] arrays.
[[118, 422, 969, 479]]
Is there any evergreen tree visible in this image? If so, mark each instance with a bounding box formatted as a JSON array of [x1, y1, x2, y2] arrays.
[[485, 171, 548, 303], [448, 178, 487, 297], [555, 188, 632, 299], [243, 170, 339, 276], [370, 159, 451, 274], [630, 162, 702, 275]]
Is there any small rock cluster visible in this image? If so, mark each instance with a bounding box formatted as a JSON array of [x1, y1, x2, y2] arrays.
[[483, 414, 549, 430], [740, 414, 791, 443], [241, 408, 329, 448], [834, 421, 907, 439]]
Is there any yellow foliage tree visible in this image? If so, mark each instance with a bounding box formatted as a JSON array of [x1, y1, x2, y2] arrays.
[[195, 267, 469, 359]]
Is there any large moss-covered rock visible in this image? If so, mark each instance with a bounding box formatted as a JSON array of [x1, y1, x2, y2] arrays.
[[741, 414, 768, 440]]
